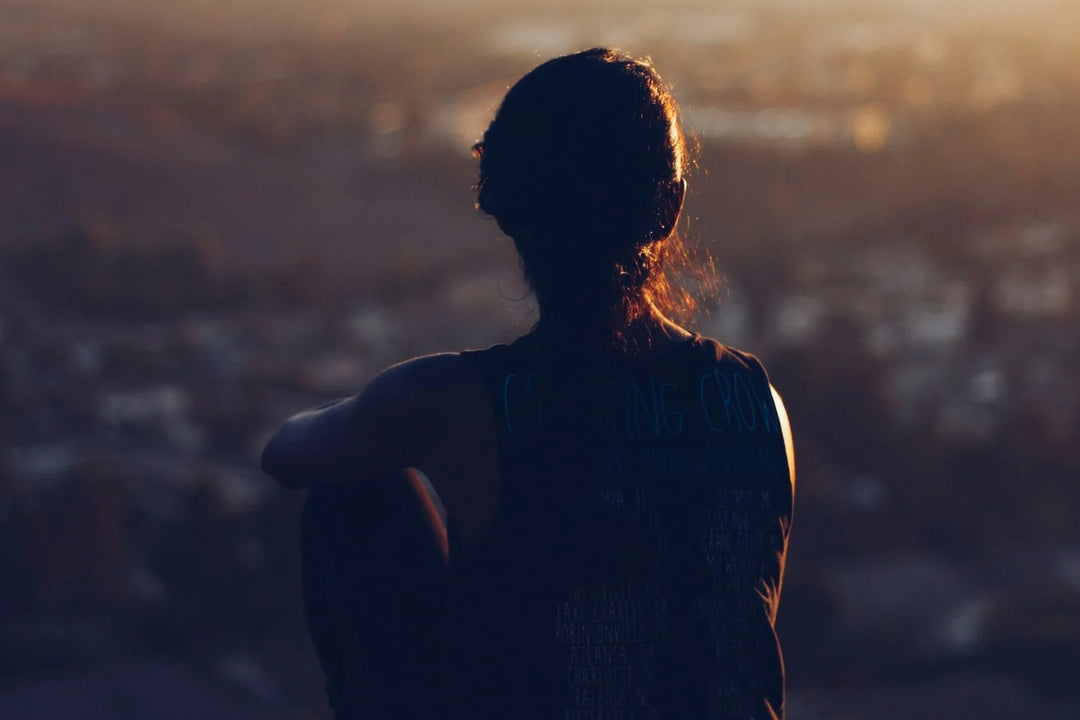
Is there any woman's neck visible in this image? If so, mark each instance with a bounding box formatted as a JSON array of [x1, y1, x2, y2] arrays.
[[535, 303, 692, 360], [621, 308, 694, 358]]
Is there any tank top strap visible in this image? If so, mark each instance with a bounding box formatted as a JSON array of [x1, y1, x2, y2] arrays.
[[458, 335, 536, 458]]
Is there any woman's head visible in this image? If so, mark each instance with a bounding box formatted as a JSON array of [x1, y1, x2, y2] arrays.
[[474, 48, 700, 339]]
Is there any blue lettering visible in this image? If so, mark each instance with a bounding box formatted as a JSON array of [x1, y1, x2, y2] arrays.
[[659, 382, 683, 436], [716, 371, 738, 430], [732, 373, 757, 431], [700, 372, 726, 432], [627, 379, 661, 438]]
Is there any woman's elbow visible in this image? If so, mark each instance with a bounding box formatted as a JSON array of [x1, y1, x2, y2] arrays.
[[261, 423, 304, 489]]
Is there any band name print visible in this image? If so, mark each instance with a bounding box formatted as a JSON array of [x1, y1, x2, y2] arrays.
[[502, 367, 780, 450]]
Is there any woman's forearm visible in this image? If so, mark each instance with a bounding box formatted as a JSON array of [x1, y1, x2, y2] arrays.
[[261, 397, 359, 489]]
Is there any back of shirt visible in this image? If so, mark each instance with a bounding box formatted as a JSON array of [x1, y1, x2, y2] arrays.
[[449, 333, 793, 720]]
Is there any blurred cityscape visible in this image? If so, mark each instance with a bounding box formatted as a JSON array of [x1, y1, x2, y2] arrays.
[[1, 0, 1079, 718]]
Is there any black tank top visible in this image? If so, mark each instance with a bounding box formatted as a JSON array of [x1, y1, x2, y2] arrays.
[[450, 333, 792, 720]]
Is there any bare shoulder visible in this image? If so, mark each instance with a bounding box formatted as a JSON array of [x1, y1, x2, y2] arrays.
[[365, 352, 487, 418], [356, 351, 492, 469], [367, 350, 495, 457], [262, 351, 492, 489]]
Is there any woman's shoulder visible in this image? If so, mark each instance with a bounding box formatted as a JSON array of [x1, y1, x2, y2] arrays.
[[372, 339, 524, 391], [368, 351, 476, 394], [366, 340, 534, 428], [372, 336, 522, 384], [689, 334, 773, 377]]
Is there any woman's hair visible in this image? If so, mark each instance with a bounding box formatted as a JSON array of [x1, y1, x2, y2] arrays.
[[473, 48, 711, 344]]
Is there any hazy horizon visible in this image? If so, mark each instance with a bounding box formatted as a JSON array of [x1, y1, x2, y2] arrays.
[[5, 0, 1074, 35]]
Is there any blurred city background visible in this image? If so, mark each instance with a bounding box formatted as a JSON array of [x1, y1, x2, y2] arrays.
[[1, 0, 1079, 718]]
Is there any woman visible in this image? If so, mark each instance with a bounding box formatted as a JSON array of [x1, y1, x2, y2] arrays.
[[263, 48, 795, 720]]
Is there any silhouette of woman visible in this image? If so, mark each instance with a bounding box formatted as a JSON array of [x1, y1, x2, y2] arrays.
[[262, 48, 796, 720]]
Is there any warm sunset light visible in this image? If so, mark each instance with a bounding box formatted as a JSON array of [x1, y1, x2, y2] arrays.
[[851, 105, 890, 153], [2, 1, 1079, 719]]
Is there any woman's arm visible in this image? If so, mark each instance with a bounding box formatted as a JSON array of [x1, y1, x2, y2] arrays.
[[260, 354, 454, 489], [261, 351, 500, 544]]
